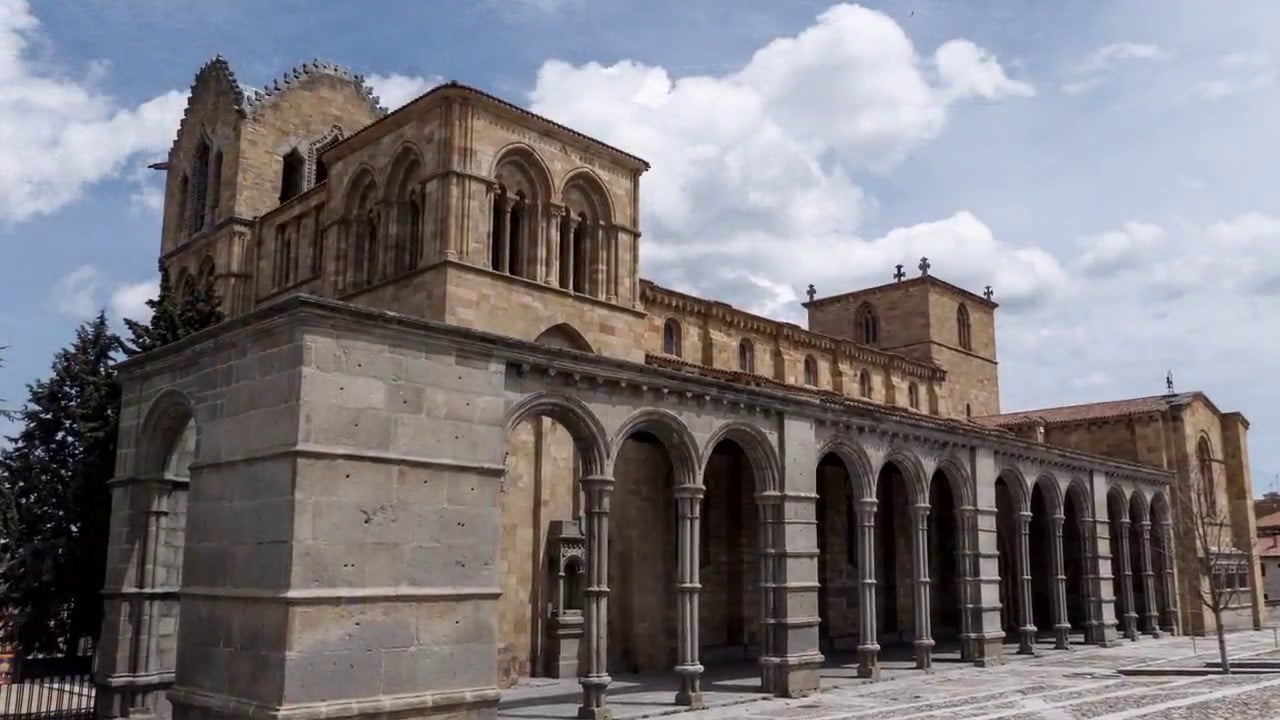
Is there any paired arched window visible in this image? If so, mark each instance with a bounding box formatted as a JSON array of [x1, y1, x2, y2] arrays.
[[738, 339, 755, 373], [907, 382, 920, 409], [957, 303, 972, 351], [389, 149, 425, 277], [662, 319, 682, 357], [490, 187, 529, 277], [1197, 437, 1216, 514], [858, 370, 872, 399], [857, 303, 879, 344], [803, 355, 818, 386]]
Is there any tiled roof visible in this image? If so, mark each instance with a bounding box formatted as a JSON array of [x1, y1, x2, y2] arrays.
[[1260, 535, 1280, 557], [974, 393, 1202, 428], [1257, 510, 1280, 530]]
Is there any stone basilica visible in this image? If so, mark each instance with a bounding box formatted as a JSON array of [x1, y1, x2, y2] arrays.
[[94, 58, 1266, 720]]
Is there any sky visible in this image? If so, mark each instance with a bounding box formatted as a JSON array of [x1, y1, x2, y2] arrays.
[[1, 0, 1278, 495]]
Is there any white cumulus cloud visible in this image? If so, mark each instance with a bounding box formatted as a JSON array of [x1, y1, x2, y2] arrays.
[[367, 73, 442, 112]]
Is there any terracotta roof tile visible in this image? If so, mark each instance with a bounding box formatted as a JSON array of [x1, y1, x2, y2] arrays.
[[1257, 510, 1280, 530], [974, 393, 1201, 428], [1260, 535, 1280, 556]]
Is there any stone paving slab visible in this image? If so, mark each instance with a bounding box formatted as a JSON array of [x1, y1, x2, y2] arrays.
[[496, 631, 1280, 720]]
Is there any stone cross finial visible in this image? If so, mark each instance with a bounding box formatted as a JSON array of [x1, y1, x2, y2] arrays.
[[1166, 370, 1175, 395], [983, 285, 994, 300], [893, 264, 906, 282], [918, 257, 931, 276], [806, 284, 816, 302]]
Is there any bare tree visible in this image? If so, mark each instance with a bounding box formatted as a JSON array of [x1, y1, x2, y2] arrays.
[[1182, 462, 1258, 674]]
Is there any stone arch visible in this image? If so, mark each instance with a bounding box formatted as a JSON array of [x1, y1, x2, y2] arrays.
[[877, 449, 927, 505], [1150, 491, 1172, 525], [996, 466, 1031, 513], [561, 167, 615, 225], [609, 408, 700, 487], [1065, 476, 1094, 520], [492, 143, 554, 202], [341, 164, 380, 213], [532, 322, 594, 353], [1033, 473, 1065, 516], [700, 421, 780, 493], [1128, 490, 1151, 525], [197, 255, 215, 284], [504, 392, 609, 479], [137, 388, 199, 478], [381, 141, 426, 202], [856, 302, 879, 344], [933, 455, 974, 509], [1106, 484, 1130, 521], [817, 436, 875, 500]]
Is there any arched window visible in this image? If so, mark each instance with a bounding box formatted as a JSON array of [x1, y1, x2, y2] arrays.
[[957, 303, 972, 351], [402, 190, 423, 272], [508, 191, 526, 278], [1197, 437, 1216, 515], [279, 149, 306, 204], [209, 148, 223, 221], [662, 319, 681, 357], [803, 355, 818, 386], [176, 173, 189, 239], [190, 138, 211, 233], [857, 303, 879, 344], [858, 370, 872, 398], [571, 215, 590, 293], [390, 148, 424, 276], [908, 382, 920, 409], [738, 339, 755, 373]]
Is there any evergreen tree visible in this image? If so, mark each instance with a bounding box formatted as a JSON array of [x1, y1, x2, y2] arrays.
[[0, 314, 120, 655], [122, 260, 224, 357]]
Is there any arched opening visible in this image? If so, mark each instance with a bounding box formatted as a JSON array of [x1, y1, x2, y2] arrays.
[[492, 147, 552, 282], [907, 383, 920, 410], [738, 339, 755, 373], [344, 171, 379, 291], [1107, 487, 1133, 639], [1151, 493, 1174, 634], [562, 171, 613, 299], [279, 148, 306, 204], [816, 452, 860, 655], [1029, 481, 1055, 642], [1129, 493, 1152, 635], [386, 149, 424, 276], [191, 137, 211, 232], [875, 461, 914, 646], [571, 216, 590, 293], [858, 370, 872, 399], [700, 437, 763, 667], [928, 470, 961, 647], [1197, 437, 1216, 515], [662, 319, 682, 357], [856, 303, 879, 344], [1063, 483, 1090, 640], [209, 148, 223, 221], [994, 474, 1023, 644], [803, 355, 818, 386], [498, 398, 607, 689], [533, 323, 594, 353], [957, 304, 972, 351]]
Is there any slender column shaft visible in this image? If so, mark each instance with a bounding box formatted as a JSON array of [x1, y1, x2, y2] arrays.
[[1078, 519, 1098, 644], [1161, 522, 1180, 634], [957, 507, 976, 661], [545, 206, 562, 284], [566, 217, 580, 290], [1117, 518, 1138, 641], [578, 474, 614, 720], [856, 498, 879, 678], [1139, 521, 1161, 637], [1016, 511, 1036, 654], [1050, 515, 1070, 649], [912, 503, 934, 670], [674, 485, 705, 707], [494, 193, 511, 273]]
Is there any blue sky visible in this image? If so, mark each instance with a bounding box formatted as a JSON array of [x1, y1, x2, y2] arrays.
[[2, 0, 1280, 494]]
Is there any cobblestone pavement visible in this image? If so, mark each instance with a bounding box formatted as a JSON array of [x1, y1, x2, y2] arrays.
[[686, 631, 1280, 720]]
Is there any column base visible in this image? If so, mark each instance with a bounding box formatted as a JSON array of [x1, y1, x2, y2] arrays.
[[578, 674, 612, 720], [1018, 628, 1037, 655], [914, 639, 934, 671], [857, 644, 881, 679], [673, 664, 704, 708], [959, 635, 977, 662], [760, 655, 822, 698], [1124, 618, 1139, 641], [1054, 625, 1071, 650]]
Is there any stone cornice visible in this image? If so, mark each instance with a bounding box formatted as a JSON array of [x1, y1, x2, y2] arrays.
[[116, 294, 1172, 488], [641, 281, 944, 381]]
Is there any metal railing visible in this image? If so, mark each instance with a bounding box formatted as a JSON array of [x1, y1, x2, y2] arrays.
[[0, 673, 95, 720]]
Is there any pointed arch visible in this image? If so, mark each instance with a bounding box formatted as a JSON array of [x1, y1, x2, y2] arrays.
[[505, 392, 609, 479], [532, 322, 594, 353], [817, 436, 875, 500], [609, 408, 700, 487], [957, 303, 972, 351], [700, 422, 780, 493]]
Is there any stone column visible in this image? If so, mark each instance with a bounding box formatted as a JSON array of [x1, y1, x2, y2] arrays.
[[673, 485, 705, 708], [1160, 522, 1180, 635], [1078, 518, 1098, 644], [566, 216, 580, 291], [1139, 521, 1162, 637], [545, 205, 563, 285], [912, 503, 934, 670], [1016, 511, 1036, 654], [1116, 518, 1138, 641], [1049, 514, 1071, 649], [855, 497, 880, 678], [579, 474, 615, 720], [495, 194, 511, 273], [956, 507, 978, 662]]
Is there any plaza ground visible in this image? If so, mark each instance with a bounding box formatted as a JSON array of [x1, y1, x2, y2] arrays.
[[499, 629, 1280, 720]]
